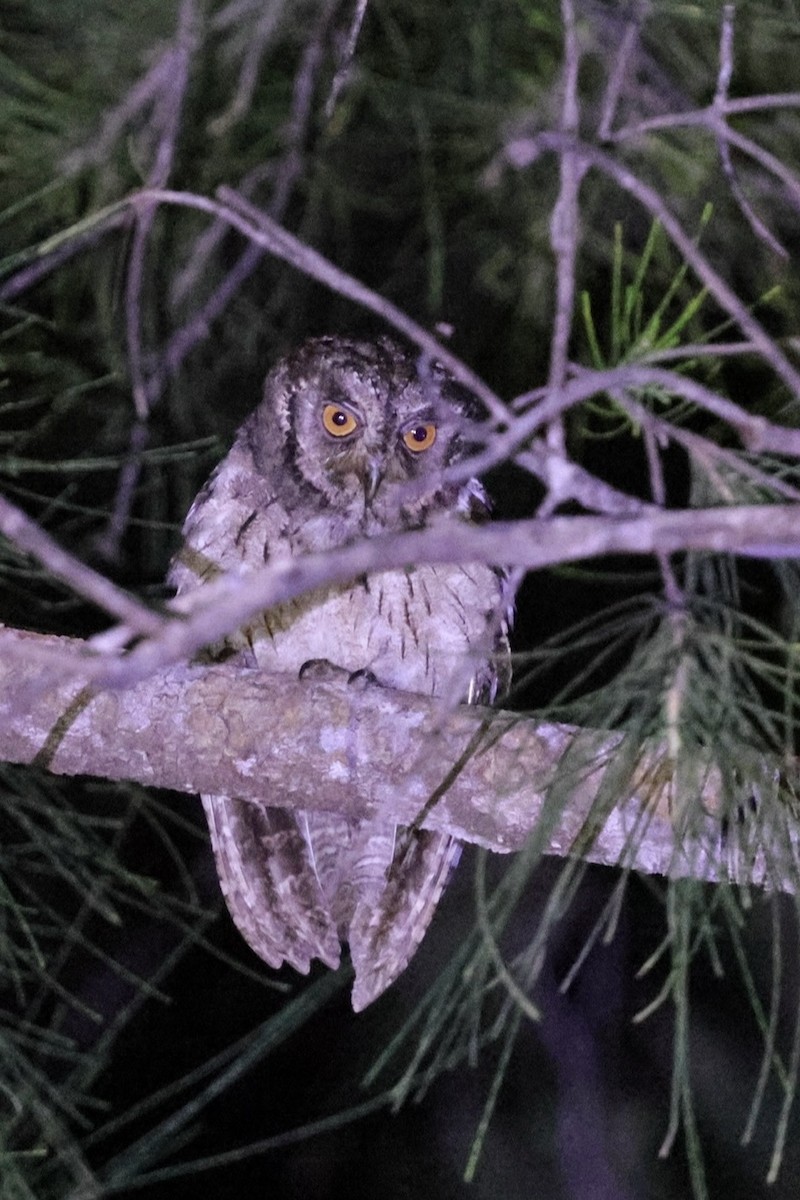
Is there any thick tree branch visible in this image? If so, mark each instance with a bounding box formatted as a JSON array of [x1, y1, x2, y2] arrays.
[[1, 628, 795, 893]]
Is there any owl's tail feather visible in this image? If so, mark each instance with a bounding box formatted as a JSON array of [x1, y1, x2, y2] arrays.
[[348, 829, 461, 1011], [202, 795, 341, 974]]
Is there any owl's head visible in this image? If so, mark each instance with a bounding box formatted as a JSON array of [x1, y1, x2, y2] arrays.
[[249, 336, 485, 531]]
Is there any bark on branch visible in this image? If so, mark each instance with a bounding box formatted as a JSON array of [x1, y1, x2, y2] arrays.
[[1, 628, 795, 893]]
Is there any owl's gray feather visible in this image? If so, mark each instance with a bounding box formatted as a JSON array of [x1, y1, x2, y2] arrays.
[[170, 336, 511, 1010]]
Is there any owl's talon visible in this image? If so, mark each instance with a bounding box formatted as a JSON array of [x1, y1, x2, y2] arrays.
[[720, 790, 760, 848], [298, 658, 347, 682], [347, 667, 382, 690]]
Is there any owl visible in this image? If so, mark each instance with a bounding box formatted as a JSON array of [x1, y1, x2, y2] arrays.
[[169, 335, 511, 1010]]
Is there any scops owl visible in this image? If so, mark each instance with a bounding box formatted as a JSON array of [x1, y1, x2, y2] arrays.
[[169, 335, 511, 1010]]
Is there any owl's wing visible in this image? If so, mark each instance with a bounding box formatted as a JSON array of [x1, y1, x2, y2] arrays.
[[168, 432, 287, 593], [202, 794, 341, 974], [348, 828, 461, 1012], [347, 618, 512, 1010], [171, 438, 348, 979]]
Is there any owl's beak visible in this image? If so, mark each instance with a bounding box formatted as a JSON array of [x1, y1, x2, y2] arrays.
[[364, 459, 383, 503]]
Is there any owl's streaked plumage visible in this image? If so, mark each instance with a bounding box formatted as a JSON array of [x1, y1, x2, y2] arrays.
[[170, 336, 511, 1010]]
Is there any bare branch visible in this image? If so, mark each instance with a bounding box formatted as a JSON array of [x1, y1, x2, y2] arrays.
[[0, 212, 130, 302], [619, 395, 800, 504], [543, 0, 585, 464], [724, 93, 800, 116], [207, 0, 286, 137], [127, 503, 800, 677], [514, 443, 649, 515], [711, 5, 788, 258], [0, 628, 793, 892], [596, 0, 646, 142], [149, 0, 338, 402], [610, 104, 800, 215], [100, 1, 197, 560], [125, 0, 196, 419], [59, 38, 183, 176], [456, 362, 800, 490], [325, 0, 370, 119], [129, 186, 511, 423], [8, 503, 798, 692], [639, 340, 768, 364], [0, 493, 165, 637], [494, 133, 800, 400]]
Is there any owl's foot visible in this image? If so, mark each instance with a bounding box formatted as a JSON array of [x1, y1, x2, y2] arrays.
[[719, 791, 759, 847], [347, 667, 383, 691], [298, 658, 348, 682], [297, 659, 383, 690]]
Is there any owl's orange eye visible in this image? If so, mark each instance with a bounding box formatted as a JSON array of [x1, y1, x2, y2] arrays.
[[402, 423, 437, 453], [322, 404, 359, 437]]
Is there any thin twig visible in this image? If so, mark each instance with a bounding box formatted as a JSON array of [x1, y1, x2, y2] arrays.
[[169, 163, 274, 307], [60, 48, 177, 176], [134, 185, 510, 422], [597, 1, 646, 142], [639, 340, 767, 364], [126, 0, 196, 420], [92, 419, 151, 564], [0, 494, 164, 636], [609, 102, 800, 214], [125, 216, 155, 423], [207, 0, 286, 136], [515, 444, 649, 515], [105, 0, 197, 562], [325, 0, 369, 119], [724, 93, 800, 115], [447, 362, 800, 488], [711, 5, 787, 258], [147, 0, 339, 405], [636, 400, 686, 605], [210, 0, 266, 33], [544, 0, 584, 462], [611, 94, 800, 142], [496, 133, 800, 401], [619, 395, 800, 505], [719, 122, 800, 213], [0, 214, 129, 302]]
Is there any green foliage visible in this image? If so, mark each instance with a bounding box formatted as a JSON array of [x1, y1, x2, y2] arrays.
[[580, 214, 712, 371]]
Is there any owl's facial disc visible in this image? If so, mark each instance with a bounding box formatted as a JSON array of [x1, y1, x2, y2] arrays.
[[319, 404, 439, 503], [275, 348, 456, 522]]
